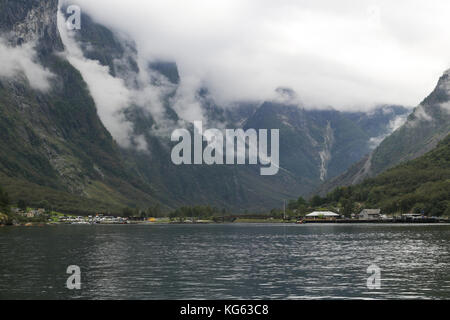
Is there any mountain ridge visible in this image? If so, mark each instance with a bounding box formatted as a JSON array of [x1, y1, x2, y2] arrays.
[[320, 134, 450, 216], [318, 69, 450, 196], [0, 0, 413, 213]]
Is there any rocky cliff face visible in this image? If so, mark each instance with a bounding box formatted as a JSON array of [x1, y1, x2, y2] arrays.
[[0, 0, 62, 53], [0, 0, 414, 212], [318, 70, 450, 195], [0, 0, 158, 214]]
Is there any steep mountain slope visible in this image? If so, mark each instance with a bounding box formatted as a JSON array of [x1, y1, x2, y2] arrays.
[[323, 134, 450, 216], [319, 70, 450, 195], [0, 0, 412, 213], [0, 0, 158, 214], [342, 105, 410, 148], [67, 9, 411, 198], [243, 101, 411, 183], [244, 103, 365, 186]]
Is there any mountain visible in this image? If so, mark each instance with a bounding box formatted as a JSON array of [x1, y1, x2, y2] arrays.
[[342, 105, 410, 148], [67, 9, 411, 203], [322, 134, 450, 216], [245, 103, 410, 184], [0, 0, 158, 214], [319, 70, 450, 195], [0, 0, 411, 213]]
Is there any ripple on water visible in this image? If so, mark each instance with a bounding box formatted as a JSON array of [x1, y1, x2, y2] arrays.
[[0, 224, 449, 299]]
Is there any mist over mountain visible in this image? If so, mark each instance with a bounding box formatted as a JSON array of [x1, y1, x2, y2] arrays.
[[319, 70, 450, 195], [0, 0, 159, 214], [2, 1, 450, 306], [0, 0, 432, 214], [316, 134, 450, 217], [63, 0, 450, 109]]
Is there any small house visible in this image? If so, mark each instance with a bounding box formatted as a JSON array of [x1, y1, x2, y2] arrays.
[[26, 211, 36, 218], [402, 213, 424, 220], [359, 209, 381, 220], [306, 211, 340, 220]]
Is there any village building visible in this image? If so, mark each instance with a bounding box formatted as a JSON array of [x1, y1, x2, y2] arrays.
[[359, 209, 381, 220], [402, 213, 424, 220], [306, 211, 340, 220], [26, 208, 46, 218]]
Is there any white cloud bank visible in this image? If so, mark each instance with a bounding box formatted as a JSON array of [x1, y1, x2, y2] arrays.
[[64, 0, 450, 110], [369, 112, 409, 148], [58, 7, 190, 148], [57, 10, 136, 148], [0, 39, 54, 91]]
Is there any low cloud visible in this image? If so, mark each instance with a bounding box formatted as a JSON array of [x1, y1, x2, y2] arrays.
[[58, 8, 198, 148], [413, 105, 432, 122], [57, 0, 450, 151], [369, 112, 409, 148], [64, 0, 450, 110], [405, 104, 433, 129], [0, 39, 54, 91], [57, 11, 135, 148], [171, 77, 205, 124]]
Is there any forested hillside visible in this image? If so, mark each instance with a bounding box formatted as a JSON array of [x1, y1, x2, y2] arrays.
[[316, 135, 450, 216]]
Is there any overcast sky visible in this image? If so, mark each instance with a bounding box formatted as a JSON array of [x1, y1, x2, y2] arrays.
[[68, 0, 450, 111]]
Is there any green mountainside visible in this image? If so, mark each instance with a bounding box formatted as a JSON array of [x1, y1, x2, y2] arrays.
[[0, 0, 158, 214], [0, 0, 413, 214], [319, 71, 450, 195], [68, 11, 411, 207], [318, 134, 450, 216]]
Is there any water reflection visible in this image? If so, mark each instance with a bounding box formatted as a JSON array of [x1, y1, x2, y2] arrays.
[[0, 224, 449, 299]]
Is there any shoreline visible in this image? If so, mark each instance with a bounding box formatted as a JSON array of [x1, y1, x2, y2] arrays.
[[2, 221, 450, 227]]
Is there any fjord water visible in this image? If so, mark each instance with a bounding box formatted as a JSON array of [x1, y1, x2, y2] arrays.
[[0, 224, 449, 300]]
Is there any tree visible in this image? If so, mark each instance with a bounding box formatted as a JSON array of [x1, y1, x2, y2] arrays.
[[122, 207, 133, 218], [0, 186, 10, 214], [169, 211, 177, 221], [413, 203, 426, 215], [341, 198, 355, 217], [152, 204, 161, 218], [297, 196, 308, 207], [146, 204, 162, 218], [270, 208, 283, 219], [37, 200, 50, 211], [18, 199, 28, 211], [444, 205, 450, 217], [310, 195, 325, 207], [287, 200, 296, 211], [297, 204, 308, 217]]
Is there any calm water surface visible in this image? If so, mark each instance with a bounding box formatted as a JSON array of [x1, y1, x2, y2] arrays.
[[0, 224, 449, 300]]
